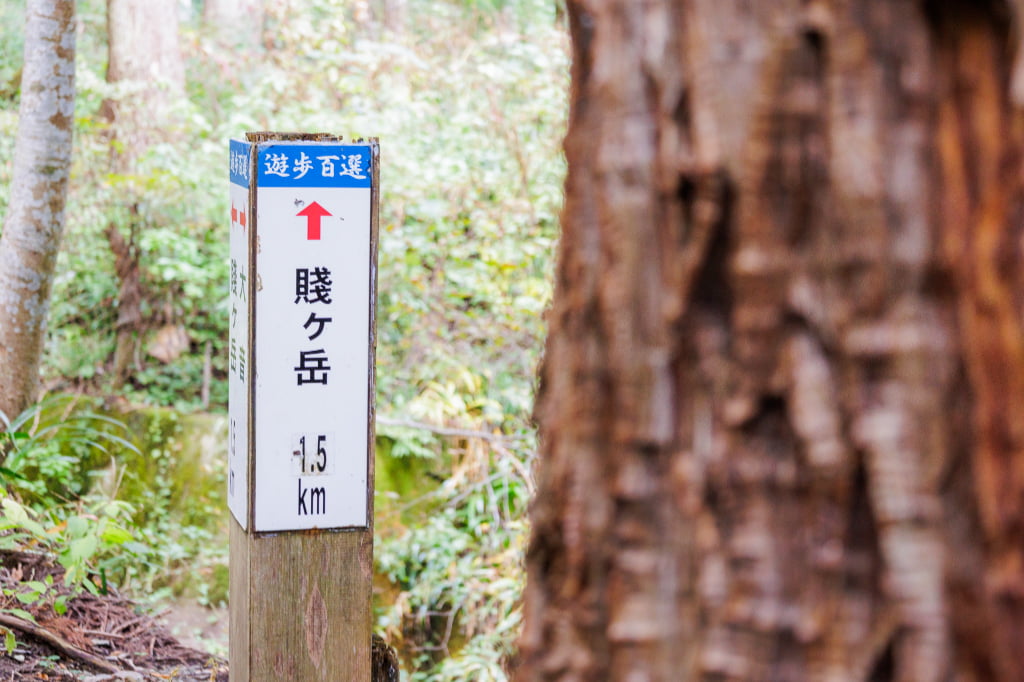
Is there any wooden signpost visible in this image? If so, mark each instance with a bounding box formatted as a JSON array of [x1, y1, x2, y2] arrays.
[[228, 132, 379, 680]]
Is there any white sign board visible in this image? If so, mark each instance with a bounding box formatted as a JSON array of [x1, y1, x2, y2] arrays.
[[248, 140, 374, 532], [227, 140, 252, 529]]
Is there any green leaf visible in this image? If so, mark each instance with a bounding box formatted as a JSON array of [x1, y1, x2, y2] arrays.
[[1, 500, 28, 524], [121, 541, 150, 556], [100, 524, 133, 546], [4, 629, 14, 654], [67, 535, 98, 565], [0, 468, 26, 481], [4, 609, 36, 623], [65, 516, 89, 540], [18, 519, 48, 539]]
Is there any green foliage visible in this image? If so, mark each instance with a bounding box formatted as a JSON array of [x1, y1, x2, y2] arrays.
[[107, 409, 230, 607], [0, 401, 152, 624], [0, 488, 153, 654], [1, 0, 567, 675], [0, 2, 24, 102], [0, 399, 229, 611], [0, 495, 144, 595], [376, 428, 534, 679], [0, 395, 139, 505], [6, 0, 567, 418]]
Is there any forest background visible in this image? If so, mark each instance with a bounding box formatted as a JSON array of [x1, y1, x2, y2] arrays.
[[0, 0, 568, 679]]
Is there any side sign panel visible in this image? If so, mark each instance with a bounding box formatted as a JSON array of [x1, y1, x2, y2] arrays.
[[253, 142, 372, 531], [228, 139, 252, 529]]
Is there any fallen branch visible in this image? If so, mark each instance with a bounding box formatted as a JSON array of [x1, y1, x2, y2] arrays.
[[0, 611, 122, 675]]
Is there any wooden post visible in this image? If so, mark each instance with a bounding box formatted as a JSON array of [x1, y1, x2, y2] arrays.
[[228, 132, 379, 680]]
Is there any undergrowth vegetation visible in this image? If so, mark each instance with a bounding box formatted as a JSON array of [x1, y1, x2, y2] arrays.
[[0, 0, 567, 678]]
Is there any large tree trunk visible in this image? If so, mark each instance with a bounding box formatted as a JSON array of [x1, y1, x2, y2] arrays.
[[103, 0, 184, 387], [518, 1, 1024, 680], [0, 0, 77, 422]]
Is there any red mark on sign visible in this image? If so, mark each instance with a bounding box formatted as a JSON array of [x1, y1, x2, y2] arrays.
[[297, 202, 332, 240], [231, 204, 247, 230]]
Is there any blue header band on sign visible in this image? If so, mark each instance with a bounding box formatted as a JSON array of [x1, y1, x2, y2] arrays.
[[257, 144, 373, 188], [230, 139, 251, 188]]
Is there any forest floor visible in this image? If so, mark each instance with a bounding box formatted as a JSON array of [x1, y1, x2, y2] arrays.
[[160, 603, 227, 661], [0, 550, 227, 681]]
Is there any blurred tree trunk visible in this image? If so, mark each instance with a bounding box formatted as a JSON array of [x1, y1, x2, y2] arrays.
[[202, 0, 264, 48], [0, 0, 77, 423], [105, 0, 184, 155], [518, 1, 1024, 680], [103, 0, 184, 387], [381, 0, 406, 33], [366, 0, 406, 34]]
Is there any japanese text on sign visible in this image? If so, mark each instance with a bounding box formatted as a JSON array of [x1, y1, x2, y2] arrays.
[[264, 151, 366, 181], [251, 140, 374, 531], [257, 144, 372, 188], [227, 138, 252, 529]]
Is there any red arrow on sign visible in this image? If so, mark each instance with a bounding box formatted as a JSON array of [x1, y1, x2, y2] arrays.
[[297, 202, 332, 240]]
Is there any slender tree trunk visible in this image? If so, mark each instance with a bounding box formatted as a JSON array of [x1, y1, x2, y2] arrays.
[[0, 0, 77, 423], [103, 0, 184, 387], [379, 0, 406, 33], [518, 1, 1024, 680], [104, 0, 184, 153]]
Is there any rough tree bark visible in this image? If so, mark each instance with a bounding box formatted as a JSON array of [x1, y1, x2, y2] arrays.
[[0, 0, 77, 423], [518, 1, 1024, 680], [103, 0, 185, 386]]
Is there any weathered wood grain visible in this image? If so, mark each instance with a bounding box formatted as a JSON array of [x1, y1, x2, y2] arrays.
[[231, 522, 373, 680], [228, 518, 250, 682]]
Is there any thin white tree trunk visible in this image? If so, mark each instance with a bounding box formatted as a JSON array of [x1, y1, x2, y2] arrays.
[[0, 0, 77, 422]]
